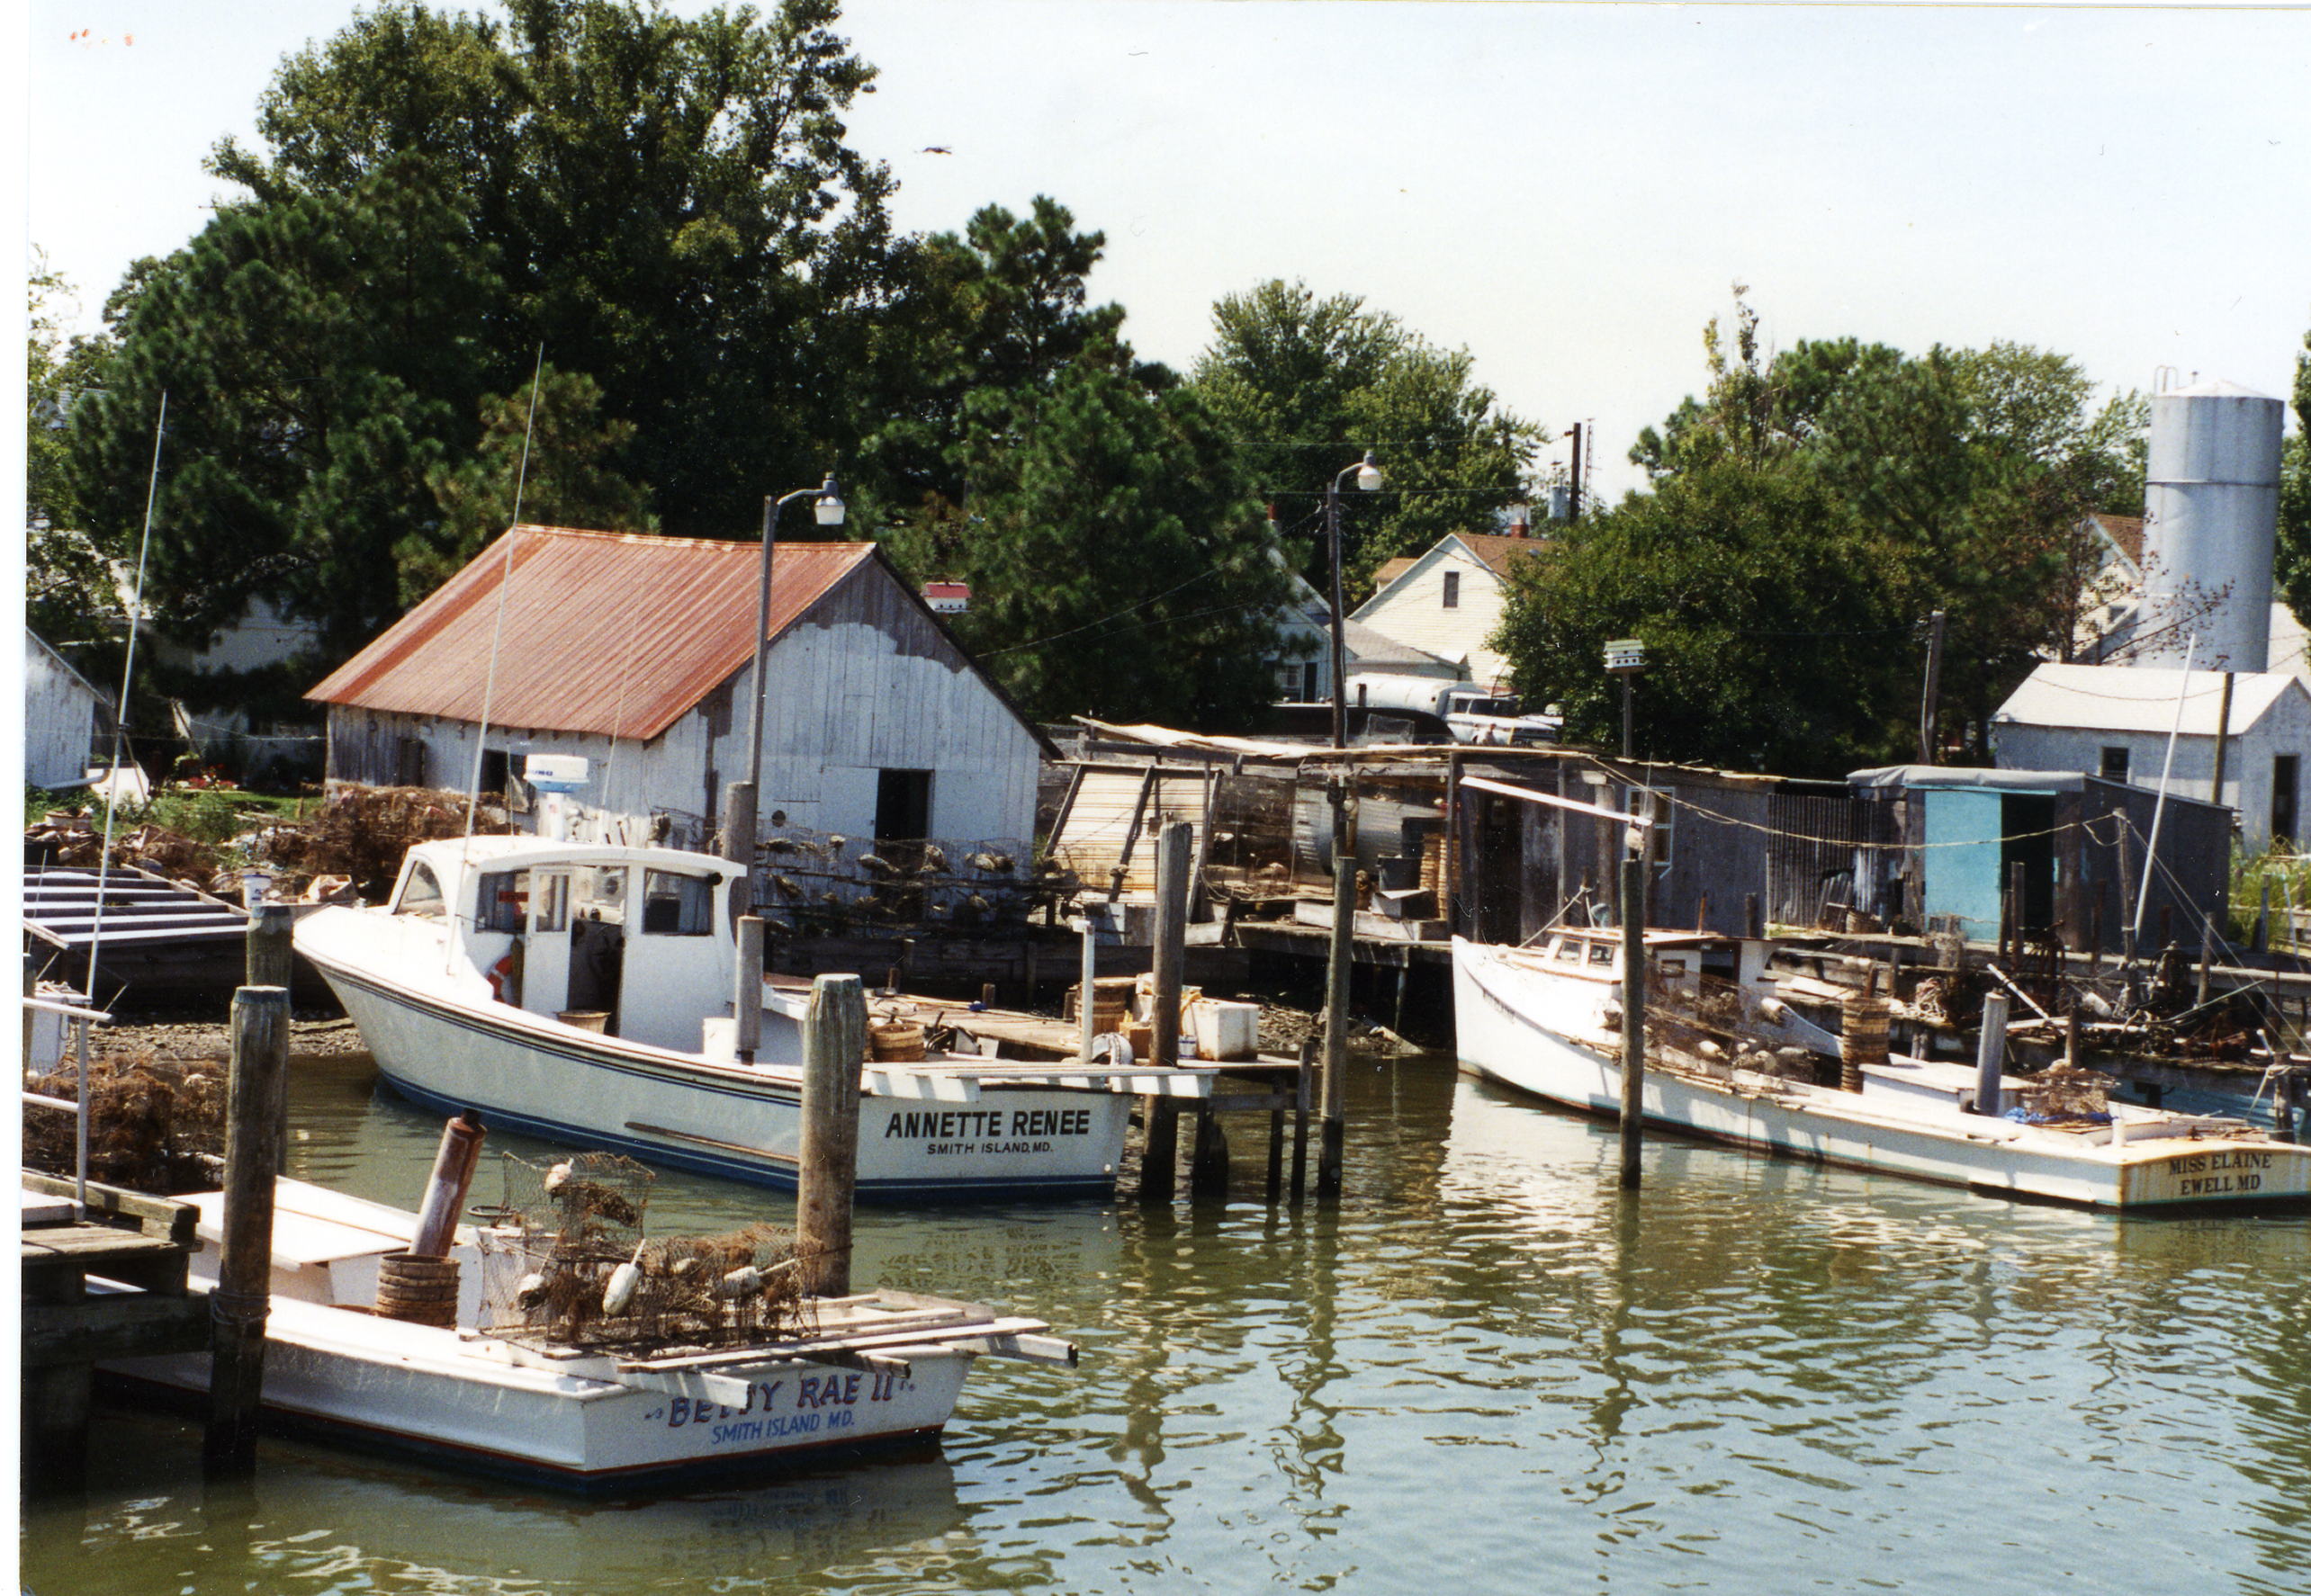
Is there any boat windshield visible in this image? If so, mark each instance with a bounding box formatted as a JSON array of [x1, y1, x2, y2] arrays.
[[1587, 943, 1614, 966], [395, 862, 447, 919], [1553, 940, 1581, 964], [641, 869, 715, 936]]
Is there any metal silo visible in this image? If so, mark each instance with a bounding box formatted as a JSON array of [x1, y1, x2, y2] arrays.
[[2136, 376, 2285, 673]]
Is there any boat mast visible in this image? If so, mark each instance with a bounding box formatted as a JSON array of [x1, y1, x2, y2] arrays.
[[76, 392, 168, 1208]]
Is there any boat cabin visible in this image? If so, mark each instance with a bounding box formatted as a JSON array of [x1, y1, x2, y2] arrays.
[[392, 838, 744, 1052]]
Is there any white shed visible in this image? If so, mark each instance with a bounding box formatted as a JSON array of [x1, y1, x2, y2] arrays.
[[1990, 662, 2311, 848], [23, 630, 109, 789], [309, 526, 1050, 848]]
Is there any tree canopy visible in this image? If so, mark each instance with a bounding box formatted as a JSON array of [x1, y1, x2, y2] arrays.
[[1189, 280, 1543, 597], [1515, 291, 2145, 771]]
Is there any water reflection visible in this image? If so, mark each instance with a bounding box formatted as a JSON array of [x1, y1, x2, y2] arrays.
[[23, 1048, 2311, 1594]]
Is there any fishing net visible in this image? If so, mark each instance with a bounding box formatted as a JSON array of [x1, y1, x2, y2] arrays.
[[474, 1152, 815, 1354]]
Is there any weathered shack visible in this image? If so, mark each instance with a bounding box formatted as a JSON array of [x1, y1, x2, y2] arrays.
[[1848, 766, 2229, 953], [24, 630, 109, 789], [308, 526, 1050, 849]]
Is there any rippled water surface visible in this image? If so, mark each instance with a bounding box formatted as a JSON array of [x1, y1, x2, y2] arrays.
[[22, 1050, 2311, 1594]]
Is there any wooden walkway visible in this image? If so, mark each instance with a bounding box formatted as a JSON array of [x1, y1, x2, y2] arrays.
[[21, 1172, 208, 1475]]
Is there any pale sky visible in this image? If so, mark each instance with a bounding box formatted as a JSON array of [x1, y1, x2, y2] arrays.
[[22, 1, 2311, 505]]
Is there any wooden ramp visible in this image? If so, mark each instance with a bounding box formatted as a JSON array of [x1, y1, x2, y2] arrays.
[[22, 865, 249, 1000]]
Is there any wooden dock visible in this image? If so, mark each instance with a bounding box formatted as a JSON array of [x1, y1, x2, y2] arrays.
[[20, 1172, 208, 1476]]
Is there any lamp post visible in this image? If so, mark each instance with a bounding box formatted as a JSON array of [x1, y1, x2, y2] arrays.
[[729, 474, 846, 877], [1324, 452, 1384, 749]]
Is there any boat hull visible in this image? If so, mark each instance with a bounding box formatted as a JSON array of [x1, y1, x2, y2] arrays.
[[108, 1292, 972, 1491], [306, 947, 1129, 1201], [1452, 937, 2311, 1211]]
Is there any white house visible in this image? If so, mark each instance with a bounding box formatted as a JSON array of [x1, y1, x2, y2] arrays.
[[1990, 662, 2311, 847], [1265, 569, 1458, 705], [1348, 530, 1545, 692], [23, 630, 110, 789], [308, 525, 1050, 847]]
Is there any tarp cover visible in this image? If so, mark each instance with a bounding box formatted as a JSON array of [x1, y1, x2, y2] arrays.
[[1847, 765, 2086, 794]]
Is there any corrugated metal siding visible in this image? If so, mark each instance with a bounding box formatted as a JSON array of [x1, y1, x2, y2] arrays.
[[306, 527, 876, 740], [1053, 768, 1211, 896]]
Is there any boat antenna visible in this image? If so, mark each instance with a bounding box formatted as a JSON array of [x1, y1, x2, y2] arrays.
[[76, 391, 167, 1208], [462, 344, 547, 841]]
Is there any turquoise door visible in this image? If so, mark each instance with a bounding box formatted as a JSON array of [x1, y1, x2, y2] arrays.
[[1922, 790, 2004, 941]]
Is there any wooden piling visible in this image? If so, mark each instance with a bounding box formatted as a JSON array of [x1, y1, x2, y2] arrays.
[[797, 973, 866, 1298], [1618, 855, 1647, 1190], [721, 781, 758, 915], [1138, 821, 1192, 1206], [1077, 914, 1099, 1063], [409, 1114, 486, 1259], [1745, 892, 1763, 940], [1318, 856, 1354, 1200], [734, 915, 765, 1061], [1290, 1036, 1314, 1202], [205, 985, 290, 1471], [2197, 911, 2218, 1009], [247, 905, 295, 1169], [1190, 1104, 1229, 1200], [246, 903, 293, 990], [1974, 991, 2010, 1117]]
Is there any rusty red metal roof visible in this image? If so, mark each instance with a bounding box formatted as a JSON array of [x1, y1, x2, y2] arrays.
[[307, 526, 876, 740]]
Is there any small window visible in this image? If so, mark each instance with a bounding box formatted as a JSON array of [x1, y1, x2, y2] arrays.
[[1554, 940, 1583, 964], [478, 870, 530, 934], [2099, 747, 2130, 784], [1442, 570, 1461, 609], [2276, 755, 2301, 844], [1587, 942, 1615, 966], [395, 862, 447, 918], [641, 870, 715, 935], [875, 769, 934, 842], [534, 873, 570, 934]]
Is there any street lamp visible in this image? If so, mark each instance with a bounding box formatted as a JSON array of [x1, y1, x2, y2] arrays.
[[1325, 452, 1384, 749], [731, 475, 846, 870]]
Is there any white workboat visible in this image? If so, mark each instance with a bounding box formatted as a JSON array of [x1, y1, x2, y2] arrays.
[[293, 837, 1158, 1200], [103, 1178, 1071, 1489], [1453, 929, 2311, 1210]]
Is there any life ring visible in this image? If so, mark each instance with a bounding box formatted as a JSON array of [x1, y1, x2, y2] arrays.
[[488, 952, 517, 1000]]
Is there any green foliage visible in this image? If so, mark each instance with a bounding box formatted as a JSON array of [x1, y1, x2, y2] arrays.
[[26, 260, 120, 650], [1596, 291, 2145, 769], [891, 359, 1290, 728], [1190, 280, 1542, 596], [410, 365, 655, 599], [2274, 328, 2311, 626], [68, 157, 495, 663], [2229, 837, 2311, 943], [1495, 459, 1918, 776], [70, 0, 894, 683], [857, 196, 1132, 523]]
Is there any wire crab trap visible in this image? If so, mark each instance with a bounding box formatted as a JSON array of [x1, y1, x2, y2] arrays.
[[475, 1152, 815, 1354]]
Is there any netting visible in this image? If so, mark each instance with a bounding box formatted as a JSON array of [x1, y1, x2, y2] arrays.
[[474, 1152, 815, 1353]]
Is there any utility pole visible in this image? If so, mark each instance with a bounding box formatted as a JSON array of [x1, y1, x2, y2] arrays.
[[1566, 421, 1585, 522], [1918, 609, 1947, 765]]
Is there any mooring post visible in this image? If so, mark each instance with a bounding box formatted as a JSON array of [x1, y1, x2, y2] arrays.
[[246, 904, 296, 1169], [1618, 855, 1647, 1190], [797, 973, 865, 1297], [1138, 821, 1192, 1206], [1190, 1103, 1229, 1200], [409, 1114, 486, 1260], [246, 902, 293, 991], [734, 914, 765, 1062], [1290, 1036, 1314, 1202], [1265, 1090, 1286, 1203], [1318, 856, 1354, 1199], [1974, 991, 2010, 1117], [1745, 892, 1763, 940], [206, 984, 290, 1471], [1077, 910, 1099, 1064], [721, 781, 758, 906]]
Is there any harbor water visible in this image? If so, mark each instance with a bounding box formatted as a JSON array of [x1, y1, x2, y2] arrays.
[[22, 1047, 2311, 1594]]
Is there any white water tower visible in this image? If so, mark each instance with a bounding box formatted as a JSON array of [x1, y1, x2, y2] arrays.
[[2136, 377, 2285, 673]]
